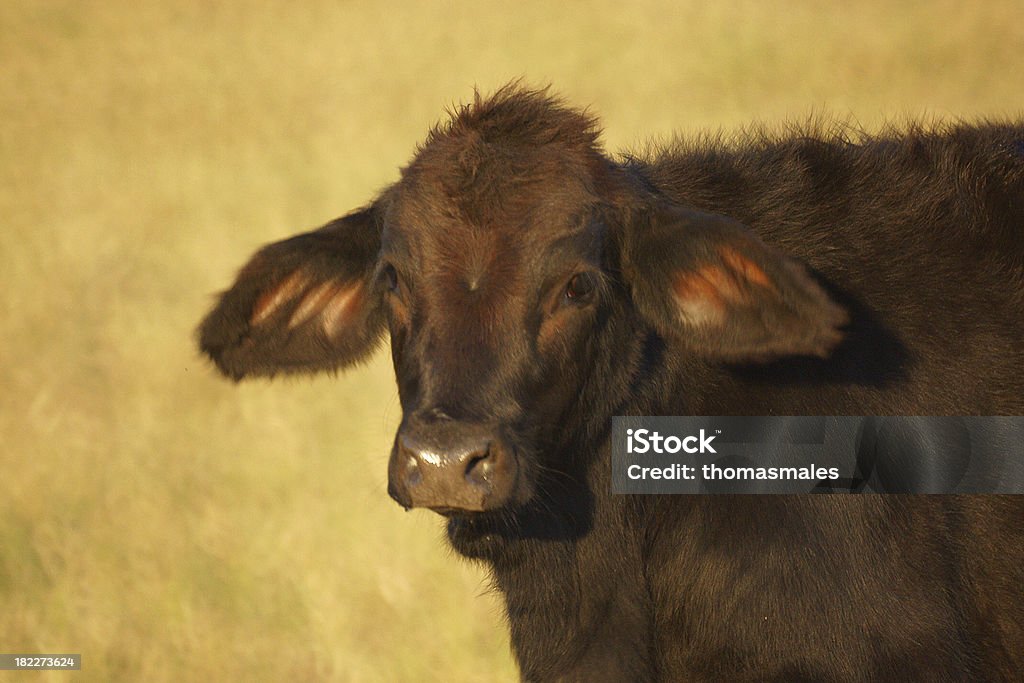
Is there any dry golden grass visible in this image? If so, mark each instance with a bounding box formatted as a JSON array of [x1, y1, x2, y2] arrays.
[[1, 2, 1022, 680]]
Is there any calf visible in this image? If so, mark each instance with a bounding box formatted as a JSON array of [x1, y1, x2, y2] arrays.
[[198, 85, 1024, 681]]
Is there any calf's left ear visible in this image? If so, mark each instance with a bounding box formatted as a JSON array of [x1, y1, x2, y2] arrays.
[[621, 206, 848, 361], [197, 204, 386, 380]]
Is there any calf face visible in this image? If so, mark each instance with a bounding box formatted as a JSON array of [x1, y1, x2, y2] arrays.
[[198, 86, 846, 517]]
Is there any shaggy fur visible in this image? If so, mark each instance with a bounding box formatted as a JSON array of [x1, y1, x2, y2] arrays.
[[199, 84, 1024, 681]]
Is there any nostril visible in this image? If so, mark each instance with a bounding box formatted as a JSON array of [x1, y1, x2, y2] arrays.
[[405, 454, 422, 485], [464, 446, 493, 486], [422, 407, 455, 423]]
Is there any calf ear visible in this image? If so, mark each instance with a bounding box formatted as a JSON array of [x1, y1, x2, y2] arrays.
[[621, 206, 848, 361], [198, 204, 386, 379]]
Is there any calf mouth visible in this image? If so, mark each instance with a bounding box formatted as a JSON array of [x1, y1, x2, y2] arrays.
[[445, 510, 518, 559], [445, 495, 594, 560]]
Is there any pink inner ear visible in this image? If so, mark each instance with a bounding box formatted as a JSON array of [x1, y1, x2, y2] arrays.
[[251, 270, 311, 325], [718, 246, 775, 292], [250, 269, 362, 341], [320, 283, 363, 341], [288, 280, 344, 329], [672, 248, 779, 326], [287, 280, 362, 338], [672, 265, 734, 326]]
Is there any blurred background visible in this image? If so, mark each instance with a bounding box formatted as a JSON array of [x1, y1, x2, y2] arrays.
[[2, 2, 1022, 680]]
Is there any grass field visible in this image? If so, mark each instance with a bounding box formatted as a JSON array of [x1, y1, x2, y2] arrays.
[[2, 2, 1023, 681]]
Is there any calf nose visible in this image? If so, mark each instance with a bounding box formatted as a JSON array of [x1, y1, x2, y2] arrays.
[[388, 425, 516, 512]]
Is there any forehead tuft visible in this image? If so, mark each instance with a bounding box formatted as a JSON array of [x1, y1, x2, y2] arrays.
[[428, 84, 602, 153], [395, 85, 607, 233]]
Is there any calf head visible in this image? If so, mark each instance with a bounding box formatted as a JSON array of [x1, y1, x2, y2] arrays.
[[198, 86, 846, 522]]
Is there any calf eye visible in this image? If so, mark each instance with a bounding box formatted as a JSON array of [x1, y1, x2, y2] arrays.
[[565, 272, 597, 302], [382, 263, 399, 293]]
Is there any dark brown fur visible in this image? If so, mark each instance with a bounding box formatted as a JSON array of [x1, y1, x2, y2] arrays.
[[198, 85, 1024, 681]]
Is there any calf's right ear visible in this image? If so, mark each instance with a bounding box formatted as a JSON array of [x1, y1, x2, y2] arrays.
[[197, 204, 386, 380]]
